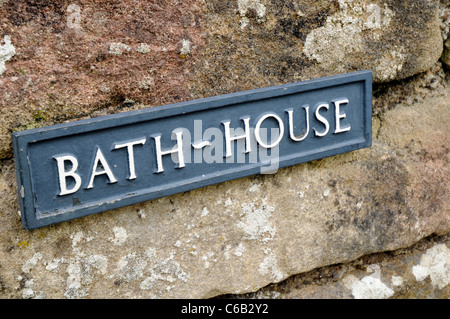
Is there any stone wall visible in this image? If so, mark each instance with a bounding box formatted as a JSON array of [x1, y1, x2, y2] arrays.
[[0, 0, 448, 299]]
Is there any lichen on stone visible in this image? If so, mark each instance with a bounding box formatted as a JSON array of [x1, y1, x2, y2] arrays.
[[351, 275, 394, 299], [375, 47, 405, 81], [258, 248, 285, 282], [179, 39, 191, 58], [412, 243, 449, 289], [22, 253, 43, 274], [108, 42, 131, 56], [109, 227, 128, 246], [136, 43, 151, 54], [237, 0, 267, 29], [0, 35, 15, 75], [238, 197, 276, 242], [303, 0, 395, 80]]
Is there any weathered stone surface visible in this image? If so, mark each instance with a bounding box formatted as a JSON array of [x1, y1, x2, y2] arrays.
[[441, 2, 450, 68], [0, 77, 448, 299], [0, 0, 203, 159], [443, 38, 450, 68], [190, 0, 443, 100], [0, 0, 448, 299], [0, 0, 446, 159], [225, 234, 449, 299], [372, 62, 448, 114]]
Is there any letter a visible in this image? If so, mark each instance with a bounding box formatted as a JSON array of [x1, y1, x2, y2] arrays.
[[86, 148, 118, 189]]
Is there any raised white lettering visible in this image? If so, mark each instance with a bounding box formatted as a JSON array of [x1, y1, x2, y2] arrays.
[[223, 117, 251, 158], [114, 138, 146, 180], [334, 99, 351, 133], [153, 131, 185, 173], [287, 106, 310, 142], [54, 155, 82, 196], [314, 103, 330, 137], [255, 113, 284, 148], [86, 148, 118, 189]]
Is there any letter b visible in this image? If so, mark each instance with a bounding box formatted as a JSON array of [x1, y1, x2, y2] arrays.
[[54, 155, 82, 196]]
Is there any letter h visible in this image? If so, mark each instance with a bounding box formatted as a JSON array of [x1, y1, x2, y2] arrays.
[[153, 131, 185, 173]]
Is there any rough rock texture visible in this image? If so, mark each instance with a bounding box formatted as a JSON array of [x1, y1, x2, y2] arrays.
[[223, 234, 449, 299], [0, 0, 445, 159], [0, 77, 448, 299], [0, 0, 449, 299], [443, 38, 450, 68], [0, 0, 203, 159], [441, 2, 450, 68], [190, 0, 443, 99]]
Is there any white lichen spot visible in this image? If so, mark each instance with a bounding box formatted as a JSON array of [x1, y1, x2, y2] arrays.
[[108, 42, 131, 56], [110, 227, 127, 246], [99, 84, 111, 93], [201, 207, 209, 217], [118, 252, 147, 283], [45, 259, 62, 273], [189, 245, 198, 256], [49, 253, 105, 299], [140, 249, 189, 291], [22, 279, 35, 299], [303, 0, 395, 79], [180, 39, 191, 56], [391, 276, 403, 287], [258, 249, 285, 282], [238, 197, 276, 242], [374, 48, 405, 81], [201, 252, 216, 269], [255, 290, 281, 299], [202, 255, 210, 269], [440, 5, 449, 41], [351, 275, 394, 299], [22, 253, 43, 273], [65, 260, 86, 299], [174, 240, 182, 248], [248, 183, 260, 193], [86, 254, 108, 275], [136, 43, 151, 54], [0, 35, 16, 75], [412, 265, 428, 282], [71, 231, 84, 247], [234, 242, 246, 257], [138, 75, 154, 90], [224, 245, 231, 260], [224, 198, 233, 207], [362, 3, 393, 30], [343, 274, 359, 290], [238, 0, 267, 29], [412, 243, 450, 289], [66, 4, 82, 30], [366, 264, 381, 278]]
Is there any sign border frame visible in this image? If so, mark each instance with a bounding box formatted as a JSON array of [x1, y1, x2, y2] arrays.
[[12, 70, 372, 230]]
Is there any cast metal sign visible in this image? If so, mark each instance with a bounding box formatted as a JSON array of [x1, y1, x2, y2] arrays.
[[12, 71, 372, 229]]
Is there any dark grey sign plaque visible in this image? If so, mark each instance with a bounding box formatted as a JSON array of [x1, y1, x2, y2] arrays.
[[13, 71, 372, 229]]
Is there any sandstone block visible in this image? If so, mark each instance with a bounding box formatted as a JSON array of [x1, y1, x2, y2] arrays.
[[0, 0, 446, 159], [0, 86, 448, 298]]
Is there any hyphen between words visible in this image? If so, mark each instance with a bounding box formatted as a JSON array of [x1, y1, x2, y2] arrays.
[[55, 99, 351, 196]]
